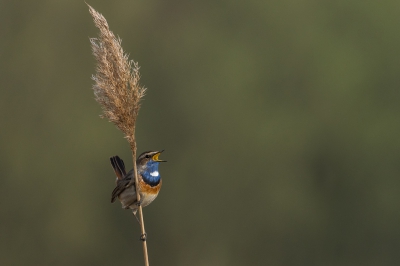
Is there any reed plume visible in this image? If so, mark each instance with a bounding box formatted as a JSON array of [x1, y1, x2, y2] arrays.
[[88, 5, 146, 148], [88, 4, 149, 266]]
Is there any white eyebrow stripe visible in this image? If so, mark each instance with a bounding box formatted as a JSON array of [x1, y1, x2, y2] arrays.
[[150, 171, 159, 177]]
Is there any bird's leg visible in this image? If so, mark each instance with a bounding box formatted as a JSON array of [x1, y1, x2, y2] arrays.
[[132, 210, 147, 241], [135, 197, 143, 207], [132, 211, 141, 225]]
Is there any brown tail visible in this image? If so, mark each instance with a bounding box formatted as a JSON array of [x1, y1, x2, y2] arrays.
[[110, 156, 126, 180]]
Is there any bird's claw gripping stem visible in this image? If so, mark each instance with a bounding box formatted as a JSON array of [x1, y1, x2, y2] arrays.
[[140, 233, 147, 241]]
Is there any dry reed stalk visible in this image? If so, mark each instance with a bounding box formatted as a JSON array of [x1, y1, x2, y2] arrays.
[[87, 4, 149, 266]]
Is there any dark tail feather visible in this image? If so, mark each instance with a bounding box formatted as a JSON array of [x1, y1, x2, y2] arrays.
[[110, 156, 127, 180]]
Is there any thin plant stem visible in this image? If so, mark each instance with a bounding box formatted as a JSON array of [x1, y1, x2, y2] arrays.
[[87, 4, 149, 265], [132, 147, 149, 266]]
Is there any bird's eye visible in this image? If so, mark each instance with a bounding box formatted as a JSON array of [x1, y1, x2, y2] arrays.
[[145, 154, 151, 158]]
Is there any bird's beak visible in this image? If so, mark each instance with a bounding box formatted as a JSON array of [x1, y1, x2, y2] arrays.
[[152, 150, 167, 162]]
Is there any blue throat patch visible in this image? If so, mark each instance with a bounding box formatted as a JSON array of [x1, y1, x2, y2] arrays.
[[141, 161, 161, 186]]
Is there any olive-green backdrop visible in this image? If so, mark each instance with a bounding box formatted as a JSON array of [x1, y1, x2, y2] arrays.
[[1, 1, 400, 265]]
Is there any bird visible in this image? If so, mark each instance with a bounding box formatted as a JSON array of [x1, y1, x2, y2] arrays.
[[110, 150, 166, 220]]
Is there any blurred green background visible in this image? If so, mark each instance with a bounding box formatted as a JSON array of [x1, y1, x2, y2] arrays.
[[1, 0, 400, 265]]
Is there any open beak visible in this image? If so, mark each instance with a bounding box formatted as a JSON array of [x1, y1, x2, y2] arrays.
[[152, 150, 167, 162]]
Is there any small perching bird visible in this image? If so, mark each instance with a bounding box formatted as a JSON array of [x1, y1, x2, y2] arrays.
[[110, 151, 166, 220]]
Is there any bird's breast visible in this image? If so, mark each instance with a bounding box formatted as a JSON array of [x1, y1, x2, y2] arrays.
[[139, 178, 162, 207]]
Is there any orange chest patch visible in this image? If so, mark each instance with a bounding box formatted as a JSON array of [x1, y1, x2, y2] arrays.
[[139, 178, 162, 195]]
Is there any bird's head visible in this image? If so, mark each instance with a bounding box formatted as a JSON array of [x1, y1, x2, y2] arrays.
[[137, 151, 166, 184], [137, 150, 166, 169]]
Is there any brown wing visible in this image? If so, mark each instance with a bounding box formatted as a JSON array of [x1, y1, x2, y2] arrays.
[[111, 169, 134, 203]]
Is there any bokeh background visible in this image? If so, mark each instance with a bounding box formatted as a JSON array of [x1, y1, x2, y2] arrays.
[[1, 1, 400, 265]]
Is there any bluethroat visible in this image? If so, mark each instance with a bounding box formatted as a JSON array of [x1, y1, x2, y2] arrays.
[[110, 150, 166, 219]]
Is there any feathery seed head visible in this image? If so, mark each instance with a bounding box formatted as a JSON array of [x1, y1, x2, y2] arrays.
[[88, 5, 146, 148]]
